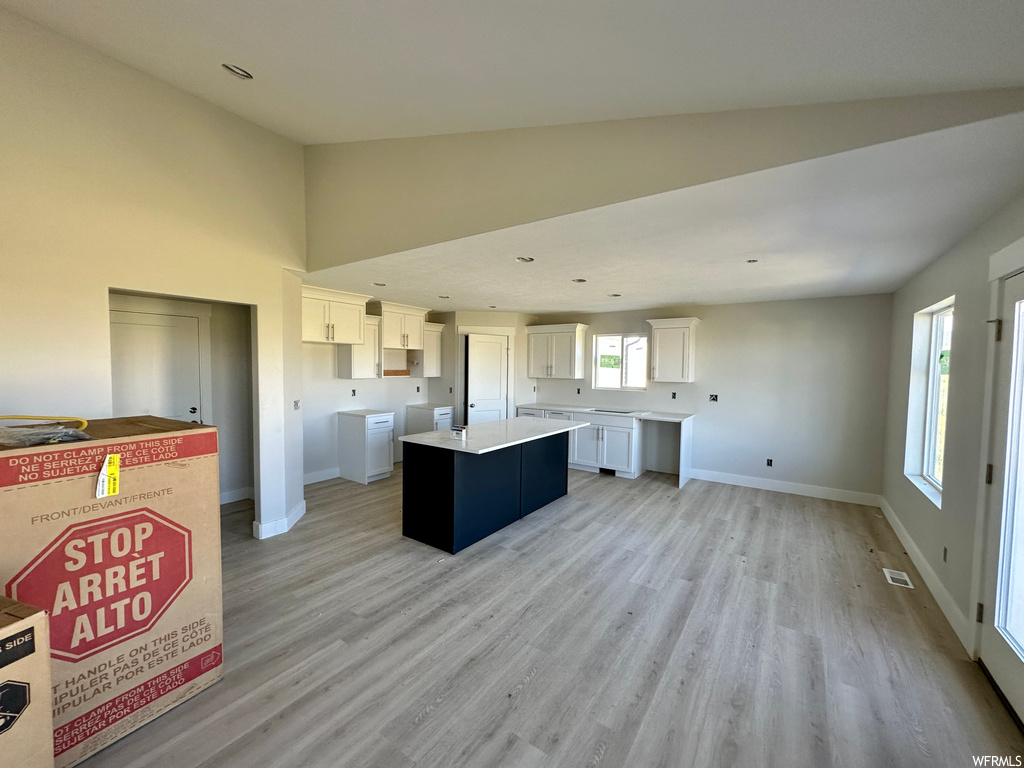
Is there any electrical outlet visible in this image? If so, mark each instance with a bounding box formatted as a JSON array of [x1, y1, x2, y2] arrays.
[[293, 400, 300, 410], [416, 386, 420, 393], [351, 389, 356, 396], [533, 386, 537, 392], [671, 392, 676, 400], [766, 458, 773, 467], [943, 546, 948, 562], [577, 388, 581, 395], [709, 394, 718, 402], [449, 387, 453, 394]]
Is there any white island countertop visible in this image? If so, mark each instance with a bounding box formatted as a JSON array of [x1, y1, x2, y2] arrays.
[[399, 416, 588, 455], [518, 403, 694, 423]]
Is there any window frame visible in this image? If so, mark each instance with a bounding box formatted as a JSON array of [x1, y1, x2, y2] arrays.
[[923, 305, 953, 491], [592, 333, 648, 391]]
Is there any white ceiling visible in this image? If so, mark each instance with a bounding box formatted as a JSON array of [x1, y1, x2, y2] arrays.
[[5, 0, 1024, 144], [307, 113, 1024, 313]]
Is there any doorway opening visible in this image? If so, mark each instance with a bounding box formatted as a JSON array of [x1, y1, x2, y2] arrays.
[[108, 291, 255, 509]]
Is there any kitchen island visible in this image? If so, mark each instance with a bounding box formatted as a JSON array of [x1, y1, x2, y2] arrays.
[[399, 416, 587, 553]]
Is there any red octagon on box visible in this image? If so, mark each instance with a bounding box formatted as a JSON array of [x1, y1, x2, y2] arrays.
[[6, 509, 192, 662]]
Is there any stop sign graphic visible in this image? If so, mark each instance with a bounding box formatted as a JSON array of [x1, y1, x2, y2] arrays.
[[6, 509, 192, 662]]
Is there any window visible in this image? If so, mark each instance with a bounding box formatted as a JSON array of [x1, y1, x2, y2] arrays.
[[924, 306, 953, 488], [593, 334, 647, 390], [904, 297, 954, 505]]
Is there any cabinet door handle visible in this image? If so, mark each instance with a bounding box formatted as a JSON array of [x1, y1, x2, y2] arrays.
[[331, 324, 336, 341], [325, 323, 330, 340]]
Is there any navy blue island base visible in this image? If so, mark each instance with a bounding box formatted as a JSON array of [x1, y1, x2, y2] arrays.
[[402, 431, 569, 554]]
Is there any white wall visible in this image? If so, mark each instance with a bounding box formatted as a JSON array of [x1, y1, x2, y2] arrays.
[[883, 187, 1024, 633], [0, 9, 307, 536], [532, 295, 893, 496], [210, 302, 255, 504], [302, 344, 428, 483]]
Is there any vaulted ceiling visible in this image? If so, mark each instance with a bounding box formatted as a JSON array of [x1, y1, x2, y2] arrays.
[[7, 1, 1024, 311]]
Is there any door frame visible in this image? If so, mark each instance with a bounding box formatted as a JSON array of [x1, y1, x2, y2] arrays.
[[109, 292, 214, 425], [968, 237, 1024, 718], [971, 237, 1024, 656], [454, 325, 516, 426]]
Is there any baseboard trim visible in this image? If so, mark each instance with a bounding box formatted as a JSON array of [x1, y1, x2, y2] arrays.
[[689, 469, 882, 507], [219, 487, 254, 505], [304, 468, 340, 485], [878, 496, 977, 656], [252, 500, 307, 540]]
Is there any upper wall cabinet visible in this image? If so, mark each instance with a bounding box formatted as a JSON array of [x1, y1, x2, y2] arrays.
[[301, 287, 372, 344], [647, 317, 700, 383], [527, 323, 588, 379], [338, 316, 382, 379], [422, 322, 444, 378], [372, 301, 430, 350]]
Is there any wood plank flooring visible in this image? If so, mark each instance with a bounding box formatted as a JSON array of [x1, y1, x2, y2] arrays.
[[81, 469, 1023, 767]]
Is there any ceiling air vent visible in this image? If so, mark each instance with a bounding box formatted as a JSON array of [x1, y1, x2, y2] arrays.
[[883, 568, 914, 589]]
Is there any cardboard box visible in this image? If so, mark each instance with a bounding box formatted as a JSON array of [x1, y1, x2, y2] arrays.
[[0, 597, 54, 768], [0, 417, 223, 768]]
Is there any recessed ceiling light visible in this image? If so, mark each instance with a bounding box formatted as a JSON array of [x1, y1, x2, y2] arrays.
[[372, 282, 387, 286], [746, 259, 759, 263], [437, 295, 450, 299], [607, 293, 622, 298], [222, 64, 253, 80], [571, 278, 587, 283], [515, 257, 535, 263]]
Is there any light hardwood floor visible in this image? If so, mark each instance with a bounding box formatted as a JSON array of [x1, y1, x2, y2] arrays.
[[83, 469, 1023, 767]]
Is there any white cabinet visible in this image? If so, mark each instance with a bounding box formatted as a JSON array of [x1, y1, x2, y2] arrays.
[[573, 424, 601, 468], [374, 301, 430, 350], [600, 426, 634, 472], [337, 316, 381, 379], [407, 404, 455, 435], [647, 317, 700, 383], [301, 287, 372, 344], [569, 412, 640, 477], [526, 324, 588, 379], [338, 410, 394, 484], [422, 322, 444, 378]]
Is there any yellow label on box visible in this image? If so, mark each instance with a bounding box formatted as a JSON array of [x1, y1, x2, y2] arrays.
[[95, 453, 120, 498]]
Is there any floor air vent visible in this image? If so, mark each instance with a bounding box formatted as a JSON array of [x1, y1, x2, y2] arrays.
[[883, 568, 914, 589]]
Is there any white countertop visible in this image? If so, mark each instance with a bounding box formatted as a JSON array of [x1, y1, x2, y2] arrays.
[[517, 403, 694, 423], [407, 402, 454, 410], [399, 416, 587, 454], [338, 409, 394, 418]]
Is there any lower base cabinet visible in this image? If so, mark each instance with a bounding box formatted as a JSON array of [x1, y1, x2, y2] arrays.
[[338, 410, 394, 484]]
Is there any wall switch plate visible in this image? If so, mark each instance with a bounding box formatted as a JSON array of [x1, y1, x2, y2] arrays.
[[766, 458, 773, 467], [577, 388, 581, 395], [416, 386, 420, 392], [709, 394, 718, 402], [293, 400, 300, 410], [671, 392, 676, 399], [533, 386, 536, 392], [351, 389, 356, 396]]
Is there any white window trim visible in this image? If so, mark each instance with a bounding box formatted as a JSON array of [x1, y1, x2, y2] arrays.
[[592, 333, 648, 391], [904, 297, 954, 508], [923, 306, 953, 491]]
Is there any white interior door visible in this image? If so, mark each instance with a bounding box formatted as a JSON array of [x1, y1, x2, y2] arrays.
[[466, 334, 508, 425], [110, 310, 203, 422], [981, 271, 1024, 718]]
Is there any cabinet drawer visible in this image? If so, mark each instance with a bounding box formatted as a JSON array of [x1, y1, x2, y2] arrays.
[[518, 407, 544, 417], [367, 415, 394, 430]]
